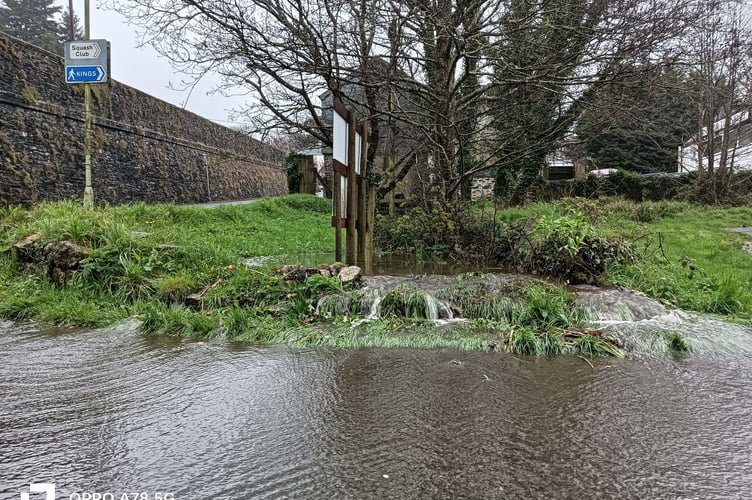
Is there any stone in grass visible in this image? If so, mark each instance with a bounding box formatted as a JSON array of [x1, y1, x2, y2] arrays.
[[338, 265, 362, 285], [44, 240, 89, 285]]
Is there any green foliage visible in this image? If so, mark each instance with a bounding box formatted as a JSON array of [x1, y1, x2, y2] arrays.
[[506, 327, 622, 357], [509, 210, 632, 283], [436, 284, 513, 321], [541, 328, 565, 355], [0, 0, 63, 54], [277, 193, 331, 213], [285, 153, 303, 194], [152, 273, 198, 303], [575, 64, 696, 174], [575, 334, 625, 358], [536, 172, 698, 203], [600, 170, 645, 201], [317, 294, 348, 318], [599, 198, 691, 224], [377, 202, 632, 284], [495, 156, 547, 204], [512, 284, 588, 330], [0, 196, 334, 327], [59, 7, 83, 41], [506, 327, 543, 355], [7, 194, 752, 355], [381, 286, 433, 319], [603, 203, 752, 319], [666, 332, 690, 354], [300, 273, 342, 298], [532, 212, 596, 257], [375, 204, 476, 260], [138, 302, 218, 337]]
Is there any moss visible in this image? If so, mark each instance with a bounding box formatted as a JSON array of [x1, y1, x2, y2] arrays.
[[20, 84, 40, 105], [22, 171, 34, 188], [666, 332, 689, 353]]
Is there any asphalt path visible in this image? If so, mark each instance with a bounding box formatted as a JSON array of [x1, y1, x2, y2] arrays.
[[188, 198, 259, 208]]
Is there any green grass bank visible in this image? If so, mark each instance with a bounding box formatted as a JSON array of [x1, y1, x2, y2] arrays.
[[1, 195, 751, 354]]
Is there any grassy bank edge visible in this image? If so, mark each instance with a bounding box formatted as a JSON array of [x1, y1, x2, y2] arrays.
[[2, 195, 751, 355]]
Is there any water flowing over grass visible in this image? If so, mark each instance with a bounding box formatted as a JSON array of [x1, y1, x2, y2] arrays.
[[597, 201, 752, 320], [3, 195, 751, 356]]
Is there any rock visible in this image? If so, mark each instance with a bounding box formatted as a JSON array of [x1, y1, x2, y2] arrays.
[[329, 263, 344, 276], [280, 265, 321, 283], [44, 240, 89, 285], [186, 293, 204, 310], [338, 265, 362, 285], [14, 234, 88, 284], [13, 233, 45, 264]]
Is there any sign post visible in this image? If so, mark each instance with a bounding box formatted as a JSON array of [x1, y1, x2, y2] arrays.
[[332, 99, 371, 268], [64, 40, 110, 81], [63, 1, 110, 208]]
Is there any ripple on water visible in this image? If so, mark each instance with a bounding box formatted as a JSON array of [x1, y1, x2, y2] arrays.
[[1, 323, 752, 499]]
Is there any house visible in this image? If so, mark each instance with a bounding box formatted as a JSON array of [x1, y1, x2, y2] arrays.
[[678, 108, 752, 172]]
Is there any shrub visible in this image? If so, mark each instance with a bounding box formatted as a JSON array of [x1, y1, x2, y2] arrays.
[[600, 170, 644, 201]]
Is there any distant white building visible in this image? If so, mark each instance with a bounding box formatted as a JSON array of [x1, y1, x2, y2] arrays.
[[679, 109, 752, 172]]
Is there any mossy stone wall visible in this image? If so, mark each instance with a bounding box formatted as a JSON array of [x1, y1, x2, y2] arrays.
[[0, 34, 287, 206]]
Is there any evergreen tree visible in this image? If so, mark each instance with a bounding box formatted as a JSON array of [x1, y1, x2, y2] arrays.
[[59, 7, 84, 41], [0, 0, 62, 54], [575, 65, 697, 173]]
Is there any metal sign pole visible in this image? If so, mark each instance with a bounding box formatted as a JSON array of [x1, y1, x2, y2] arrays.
[[82, 0, 94, 208]]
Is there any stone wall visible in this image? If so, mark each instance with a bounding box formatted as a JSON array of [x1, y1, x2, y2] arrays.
[[0, 34, 287, 207]]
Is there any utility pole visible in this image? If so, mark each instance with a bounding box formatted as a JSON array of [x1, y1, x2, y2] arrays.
[[82, 0, 94, 208], [68, 0, 74, 40]]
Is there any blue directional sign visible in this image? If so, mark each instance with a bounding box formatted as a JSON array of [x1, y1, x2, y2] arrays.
[[65, 65, 106, 83]]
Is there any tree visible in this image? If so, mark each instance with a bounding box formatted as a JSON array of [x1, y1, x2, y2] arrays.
[[104, 0, 702, 205], [485, 0, 698, 199], [0, 0, 62, 54], [59, 6, 84, 41], [575, 65, 697, 173], [682, 0, 752, 202]]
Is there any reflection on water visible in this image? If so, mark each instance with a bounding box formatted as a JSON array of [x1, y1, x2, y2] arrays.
[[2, 320, 752, 499]]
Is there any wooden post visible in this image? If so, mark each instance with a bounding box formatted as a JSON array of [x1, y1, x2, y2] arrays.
[[357, 122, 369, 268], [298, 155, 315, 194], [333, 170, 342, 262], [365, 183, 375, 275], [332, 99, 349, 263], [346, 113, 358, 265]]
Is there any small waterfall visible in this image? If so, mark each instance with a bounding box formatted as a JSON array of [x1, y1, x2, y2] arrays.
[[425, 294, 439, 320], [366, 290, 383, 320], [573, 285, 752, 354], [322, 286, 465, 326]]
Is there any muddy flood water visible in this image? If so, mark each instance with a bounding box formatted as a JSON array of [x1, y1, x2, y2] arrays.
[[2, 319, 752, 499]]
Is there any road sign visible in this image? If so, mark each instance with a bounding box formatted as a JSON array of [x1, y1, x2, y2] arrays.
[[66, 66, 106, 83], [68, 41, 101, 59], [64, 39, 110, 84]]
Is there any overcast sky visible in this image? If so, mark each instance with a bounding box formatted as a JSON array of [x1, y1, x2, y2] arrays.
[[56, 1, 248, 126]]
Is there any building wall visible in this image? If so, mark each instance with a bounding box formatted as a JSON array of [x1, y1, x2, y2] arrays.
[[0, 34, 286, 207], [679, 111, 752, 173]]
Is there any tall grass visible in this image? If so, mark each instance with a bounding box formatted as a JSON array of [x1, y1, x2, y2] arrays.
[[600, 200, 752, 319], [5, 195, 752, 353], [0, 195, 334, 326]]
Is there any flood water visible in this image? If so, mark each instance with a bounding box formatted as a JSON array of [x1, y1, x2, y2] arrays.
[[2, 320, 752, 499]]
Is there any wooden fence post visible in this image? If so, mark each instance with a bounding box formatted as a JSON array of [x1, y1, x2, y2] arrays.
[[346, 113, 358, 265], [298, 155, 315, 194], [365, 183, 375, 275], [357, 121, 369, 268], [333, 170, 342, 262]]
